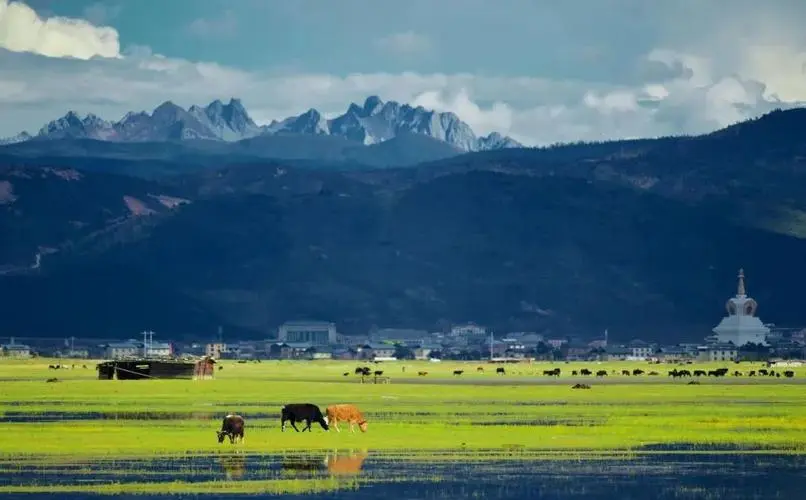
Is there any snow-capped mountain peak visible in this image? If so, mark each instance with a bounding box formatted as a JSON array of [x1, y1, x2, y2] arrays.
[[2, 96, 521, 151], [363, 95, 384, 115]]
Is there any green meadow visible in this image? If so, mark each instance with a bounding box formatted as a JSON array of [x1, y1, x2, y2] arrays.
[[0, 358, 804, 458], [0, 357, 805, 495]]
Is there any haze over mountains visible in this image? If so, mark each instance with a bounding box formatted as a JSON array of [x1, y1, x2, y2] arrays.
[[3, 105, 806, 342]]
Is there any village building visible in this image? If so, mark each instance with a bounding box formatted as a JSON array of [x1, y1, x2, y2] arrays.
[[370, 328, 429, 345], [414, 344, 441, 360], [1, 343, 32, 358], [357, 343, 396, 360], [302, 345, 333, 360], [104, 341, 142, 359], [144, 342, 172, 358], [450, 323, 487, 336], [698, 343, 739, 362], [604, 346, 631, 361], [278, 320, 337, 346], [205, 343, 227, 358], [711, 269, 770, 347], [628, 340, 655, 359]]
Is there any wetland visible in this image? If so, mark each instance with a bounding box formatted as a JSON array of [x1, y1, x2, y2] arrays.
[[0, 358, 805, 498]]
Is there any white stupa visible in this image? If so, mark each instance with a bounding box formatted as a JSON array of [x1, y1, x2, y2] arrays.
[[711, 268, 770, 346]]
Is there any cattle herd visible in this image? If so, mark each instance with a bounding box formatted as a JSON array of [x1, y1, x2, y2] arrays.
[[215, 363, 797, 444], [217, 403, 368, 444]]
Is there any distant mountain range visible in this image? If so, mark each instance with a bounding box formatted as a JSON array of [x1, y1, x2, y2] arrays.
[[2, 106, 806, 341], [0, 95, 521, 153]]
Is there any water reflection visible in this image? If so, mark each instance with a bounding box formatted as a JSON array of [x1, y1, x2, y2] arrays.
[[324, 450, 368, 476], [2, 452, 805, 499], [219, 454, 246, 480], [280, 454, 326, 474]]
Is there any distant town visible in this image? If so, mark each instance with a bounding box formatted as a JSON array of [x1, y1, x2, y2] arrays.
[[2, 270, 805, 363]]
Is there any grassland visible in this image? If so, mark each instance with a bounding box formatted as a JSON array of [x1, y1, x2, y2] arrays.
[[0, 357, 804, 495], [0, 358, 804, 458]]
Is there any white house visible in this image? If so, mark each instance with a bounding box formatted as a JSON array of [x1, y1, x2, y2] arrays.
[[1, 343, 32, 358], [698, 344, 739, 362], [145, 342, 172, 358], [104, 341, 142, 359], [450, 323, 487, 336]]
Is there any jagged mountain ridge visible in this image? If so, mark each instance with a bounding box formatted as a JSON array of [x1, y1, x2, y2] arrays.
[[4, 96, 520, 152], [4, 107, 806, 339]]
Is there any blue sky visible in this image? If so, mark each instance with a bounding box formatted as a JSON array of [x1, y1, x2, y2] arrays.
[[1, 0, 805, 144]]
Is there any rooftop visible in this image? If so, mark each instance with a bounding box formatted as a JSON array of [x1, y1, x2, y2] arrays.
[[281, 320, 335, 327]]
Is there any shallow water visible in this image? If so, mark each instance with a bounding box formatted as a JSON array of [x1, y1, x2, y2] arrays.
[[0, 451, 804, 499]]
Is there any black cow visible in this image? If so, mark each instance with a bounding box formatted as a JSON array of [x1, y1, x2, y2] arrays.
[[281, 403, 329, 432], [496, 367, 505, 375], [217, 414, 245, 444]]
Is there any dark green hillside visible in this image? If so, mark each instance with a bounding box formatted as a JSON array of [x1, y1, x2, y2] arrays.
[[3, 169, 805, 341]]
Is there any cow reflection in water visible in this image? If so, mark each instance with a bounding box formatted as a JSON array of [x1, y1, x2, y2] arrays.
[[324, 450, 369, 476], [280, 455, 326, 474], [219, 454, 246, 480]]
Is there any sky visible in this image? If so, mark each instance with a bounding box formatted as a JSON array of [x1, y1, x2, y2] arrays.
[[0, 0, 805, 145]]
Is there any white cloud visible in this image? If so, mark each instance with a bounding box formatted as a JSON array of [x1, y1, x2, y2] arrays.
[[374, 31, 432, 57], [185, 10, 238, 39], [411, 89, 513, 137], [0, 2, 804, 146], [0, 0, 120, 59]]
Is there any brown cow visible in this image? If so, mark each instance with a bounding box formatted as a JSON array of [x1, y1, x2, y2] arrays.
[[217, 414, 245, 444], [325, 404, 368, 433]]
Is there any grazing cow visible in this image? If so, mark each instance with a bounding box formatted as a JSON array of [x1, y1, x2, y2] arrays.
[[580, 368, 592, 376], [281, 403, 329, 432], [572, 370, 578, 376], [46, 377, 59, 383], [418, 371, 428, 376], [571, 383, 591, 389], [621, 370, 631, 376], [355, 366, 371, 376], [632, 369, 644, 376], [477, 366, 484, 373], [784, 370, 795, 378], [326, 404, 368, 433], [496, 367, 506, 375], [217, 414, 245, 444], [453, 370, 464, 376], [543, 368, 561, 377], [373, 370, 384, 377], [596, 370, 608, 377]]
